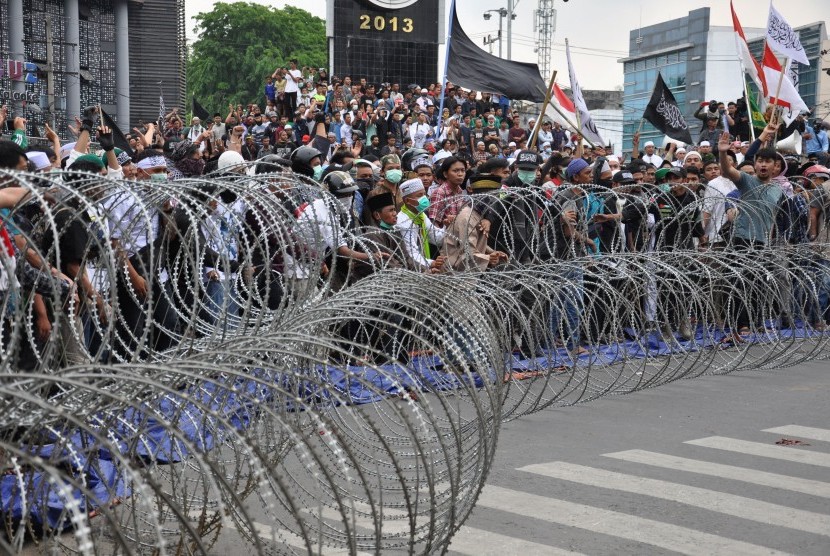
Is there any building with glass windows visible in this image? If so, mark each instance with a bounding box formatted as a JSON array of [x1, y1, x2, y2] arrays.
[[0, 0, 186, 138], [619, 7, 827, 153]]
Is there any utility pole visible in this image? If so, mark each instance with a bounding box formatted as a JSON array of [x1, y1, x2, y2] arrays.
[[45, 15, 56, 128], [507, 0, 513, 60]]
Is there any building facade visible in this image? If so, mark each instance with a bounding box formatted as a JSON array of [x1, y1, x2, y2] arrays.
[[0, 0, 185, 139], [620, 7, 827, 153]]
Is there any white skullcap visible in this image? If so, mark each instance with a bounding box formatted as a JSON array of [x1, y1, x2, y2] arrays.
[[60, 142, 77, 160], [606, 154, 620, 163], [399, 178, 425, 197], [644, 141, 655, 148], [26, 151, 51, 171], [218, 151, 245, 170], [699, 141, 711, 147]]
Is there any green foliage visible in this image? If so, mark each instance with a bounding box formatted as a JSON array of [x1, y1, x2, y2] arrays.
[[187, 2, 326, 115]]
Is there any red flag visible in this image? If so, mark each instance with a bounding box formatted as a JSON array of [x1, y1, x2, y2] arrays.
[[762, 44, 807, 124], [731, 1, 767, 96], [552, 82, 576, 114]]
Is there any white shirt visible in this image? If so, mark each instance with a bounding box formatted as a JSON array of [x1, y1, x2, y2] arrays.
[[285, 69, 302, 94], [702, 176, 737, 243], [642, 153, 664, 167], [201, 203, 240, 282], [396, 209, 445, 269], [409, 122, 433, 149], [286, 198, 347, 279]]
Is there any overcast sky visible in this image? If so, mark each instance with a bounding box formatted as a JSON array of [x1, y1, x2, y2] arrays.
[[184, 0, 827, 90]]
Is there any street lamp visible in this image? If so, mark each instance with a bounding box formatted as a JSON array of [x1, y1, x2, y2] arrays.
[[483, 7, 511, 59]]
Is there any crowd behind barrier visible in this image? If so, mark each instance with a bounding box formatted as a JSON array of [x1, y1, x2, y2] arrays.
[[0, 77, 829, 554]]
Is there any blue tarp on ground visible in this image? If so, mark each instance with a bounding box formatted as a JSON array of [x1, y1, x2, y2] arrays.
[[3, 323, 825, 531]]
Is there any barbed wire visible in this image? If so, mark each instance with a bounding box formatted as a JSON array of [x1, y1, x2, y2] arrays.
[[0, 166, 828, 554]]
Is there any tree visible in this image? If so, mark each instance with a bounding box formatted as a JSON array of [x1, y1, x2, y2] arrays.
[[187, 2, 326, 115]]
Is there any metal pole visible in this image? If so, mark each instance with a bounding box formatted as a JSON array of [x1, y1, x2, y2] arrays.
[[437, 0, 457, 138], [65, 0, 81, 123], [7, 0, 25, 115], [506, 0, 513, 60], [498, 12, 503, 59], [114, 0, 131, 131], [45, 16, 56, 128]]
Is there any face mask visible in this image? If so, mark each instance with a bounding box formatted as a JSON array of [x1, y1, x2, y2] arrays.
[[337, 196, 353, 209], [659, 183, 671, 193], [149, 172, 167, 182], [385, 169, 403, 184], [312, 165, 324, 181], [379, 220, 394, 230], [597, 178, 613, 188], [415, 195, 430, 213], [517, 169, 536, 185]]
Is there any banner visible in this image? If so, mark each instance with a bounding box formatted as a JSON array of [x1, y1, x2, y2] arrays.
[[766, 3, 809, 66], [747, 82, 767, 130], [762, 44, 808, 125], [642, 72, 693, 145], [192, 97, 211, 121], [564, 39, 603, 145], [445, 5, 547, 102], [101, 108, 134, 156]]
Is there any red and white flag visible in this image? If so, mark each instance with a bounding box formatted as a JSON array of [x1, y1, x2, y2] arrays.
[[762, 44, 807, 125], [548, 81, 577, 124], [731, 1, 767, 96]]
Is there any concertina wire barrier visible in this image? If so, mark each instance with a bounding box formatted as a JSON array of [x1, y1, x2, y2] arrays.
[[0, 163, 828, 554]]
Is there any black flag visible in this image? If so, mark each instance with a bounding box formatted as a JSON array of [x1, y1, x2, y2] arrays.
[[642, 73, 693, 145], [100, 109, 134, 157], [445, 6, 547, 102], [192, 97, 211, 121]]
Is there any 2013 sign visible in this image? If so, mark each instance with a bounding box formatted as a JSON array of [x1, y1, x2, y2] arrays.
[[358, 14, 414, 32]]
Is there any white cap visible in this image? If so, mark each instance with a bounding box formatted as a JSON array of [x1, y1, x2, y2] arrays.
[[399, 178, 425, 197], [644, 141, 655, 148], [676, 147, 687, 153], [699, 141, 711, 147], [60, 142, 77, 160], [606, 154, 619, 163], [26, 151, 51, 170], [508, 141, 517, 147], [218, 151, 245, 170]]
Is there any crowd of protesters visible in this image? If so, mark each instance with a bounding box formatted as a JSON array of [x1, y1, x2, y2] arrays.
[[2, 62, 830, 369]]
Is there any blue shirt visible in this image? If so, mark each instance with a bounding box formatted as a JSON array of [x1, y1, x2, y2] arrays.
[[805, 125, 829, 154], [732, 172, 782, 244]]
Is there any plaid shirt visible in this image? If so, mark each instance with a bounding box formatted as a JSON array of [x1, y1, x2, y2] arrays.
[[428, 182, 468, 227]]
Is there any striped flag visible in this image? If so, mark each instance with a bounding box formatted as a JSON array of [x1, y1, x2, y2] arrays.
[[762, 44, 807, 125]]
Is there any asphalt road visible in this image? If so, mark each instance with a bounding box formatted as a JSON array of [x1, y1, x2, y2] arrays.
[[446, 358, 830, 555]]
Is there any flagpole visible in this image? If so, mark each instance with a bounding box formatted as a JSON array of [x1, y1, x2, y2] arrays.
[[529, 70, 557, 150], [742, 77, 756, 142], [770, 55, 788, 148], [437, 0, 457, 139], [731, 12, 756, 142]]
